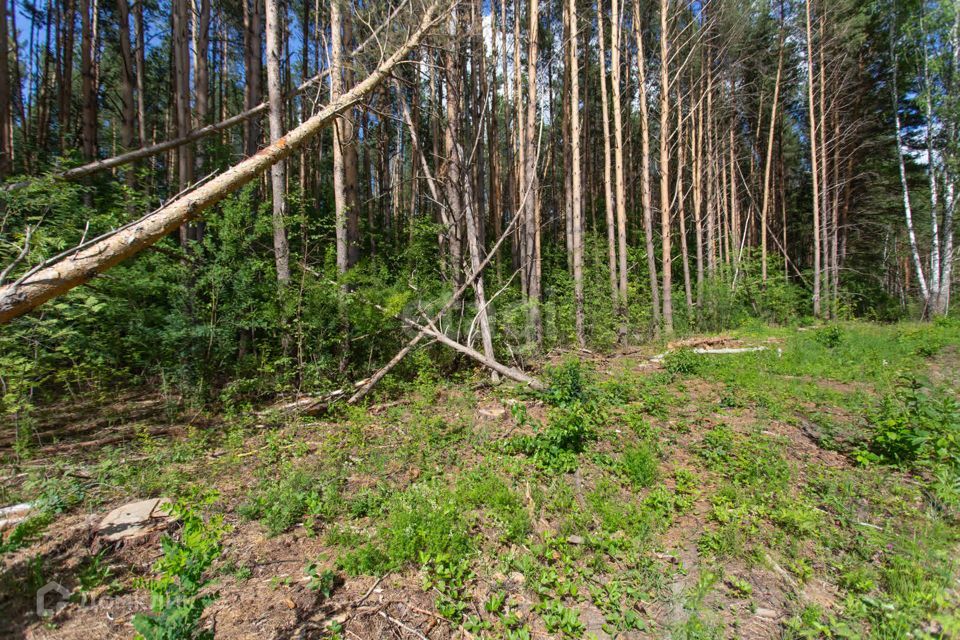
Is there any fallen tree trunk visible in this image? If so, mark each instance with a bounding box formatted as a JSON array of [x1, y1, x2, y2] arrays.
[[401, 314, 545, 390], [3, 1, 411, 191], [0, 2, 445, 324], [650, 346, 768, 362]]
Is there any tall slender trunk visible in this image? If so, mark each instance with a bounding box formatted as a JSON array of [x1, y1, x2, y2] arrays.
[[677, 82, 693, 315], [692, 83, 704, 304], [760, 37, 783, 282], [172, 0, 193, 245], [116, 0, 136, 190], [523, 0, 542, 345], [805, 0, 822, 316], [80, 0, 97, 160], [817, 11, 830, 315], [443, 10, 498, 380], [611, 0, 634, 340], [658, 0, 673, 334], [0, 0, 11, 176], [194, 0, 211, 132], [134, 0, 146, 146], [331, 0, 349, 276], [705, 56, 717, 275], [243, 0, 263, 157], [597, 0, 618, 308], [568, 0, 585, 346], [265, 0, 290, 284], [635, 10, 661, 330]]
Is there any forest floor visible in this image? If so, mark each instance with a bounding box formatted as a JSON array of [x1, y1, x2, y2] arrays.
[[2, 321, 960, 639]]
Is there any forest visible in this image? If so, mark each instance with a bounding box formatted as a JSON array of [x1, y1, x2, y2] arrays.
[[0, 0, 959, 638]]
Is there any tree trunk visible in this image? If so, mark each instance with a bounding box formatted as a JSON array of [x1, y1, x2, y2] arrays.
[[134, 0, 146, 146], [331, 0, 349, 276], [596, 0, 618, 310], [243, 0, 263, 157], [0, 0, 11, 176], [632, 1, 660, 336], [676, 82, 693, 315], [80, 0, 97, 160], [116, 0, 136, 191], [265, 0, 290, 284], [760, 38, 783, 283], [442, 9, 498, 380], [659, 0, 673, 334], [172, 0, 193, 245], [805, 0, 822, 316], [568, 0, 585, 347], [523, 0, 542, 345]]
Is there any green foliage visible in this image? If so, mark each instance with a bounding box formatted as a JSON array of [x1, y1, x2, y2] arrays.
[[421, 552, 473, 623], [458, 470, 530, 542], [505, 361, 605, 473], [541, 359, 599, 407], [238, 461, 342, 536], [76, 550, 120, 597], [858, 377, 960, 470], [664, 348, 705, 377], [619, 443, 659, 490], [305, 563, 338, 598], [133, 496, 226, 640], [336, 481, 472, 576], [814, 325, 845, 349], [0, 512, 53, 555], [535, 598, 585, 637]]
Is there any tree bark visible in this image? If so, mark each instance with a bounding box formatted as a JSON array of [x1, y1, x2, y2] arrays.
[[80, 0, 97, 160], [331, 0, 349, 276], [568, 0, 585, 347], [134, 0, 146, 146], [116, 0, 136, 157], [523, 0, 542, 345], [266, 0, 291, 284], [659, 0, 673, 334], [243, 0, 263, 157], [760, 36, 783, 283], [0, 0, 11, 176], [632, 1, 661, 336], [805, 0, 822, 316], [596, 0, 618, 310], [442, 8, 498, 381]]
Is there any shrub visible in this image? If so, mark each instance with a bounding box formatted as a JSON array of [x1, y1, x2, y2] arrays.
[[664, 349, 704, 377], [860, 377, 960, 469], [814, 325, 844, 349]]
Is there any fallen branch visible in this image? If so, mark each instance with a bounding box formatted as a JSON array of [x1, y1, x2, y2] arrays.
[[692, 346, 767, 355], [396, 312, 545, 390], [377, 611, 430, 640], [0, 1, 447, 324], [650, 345, 768, 363]]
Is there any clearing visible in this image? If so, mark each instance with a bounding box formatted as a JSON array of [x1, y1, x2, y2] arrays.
[[2, 321, 959, 639]]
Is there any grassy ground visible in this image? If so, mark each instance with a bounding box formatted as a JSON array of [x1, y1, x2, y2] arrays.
[[2, 320, 959, 639]]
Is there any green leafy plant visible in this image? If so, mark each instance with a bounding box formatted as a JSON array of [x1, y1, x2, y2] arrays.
[[859, 377, 960, 470], [421, 552, 473, 623], [133, 496, 226, 640], [306, 563, 338, 598], [814, 325, 845, 349]]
